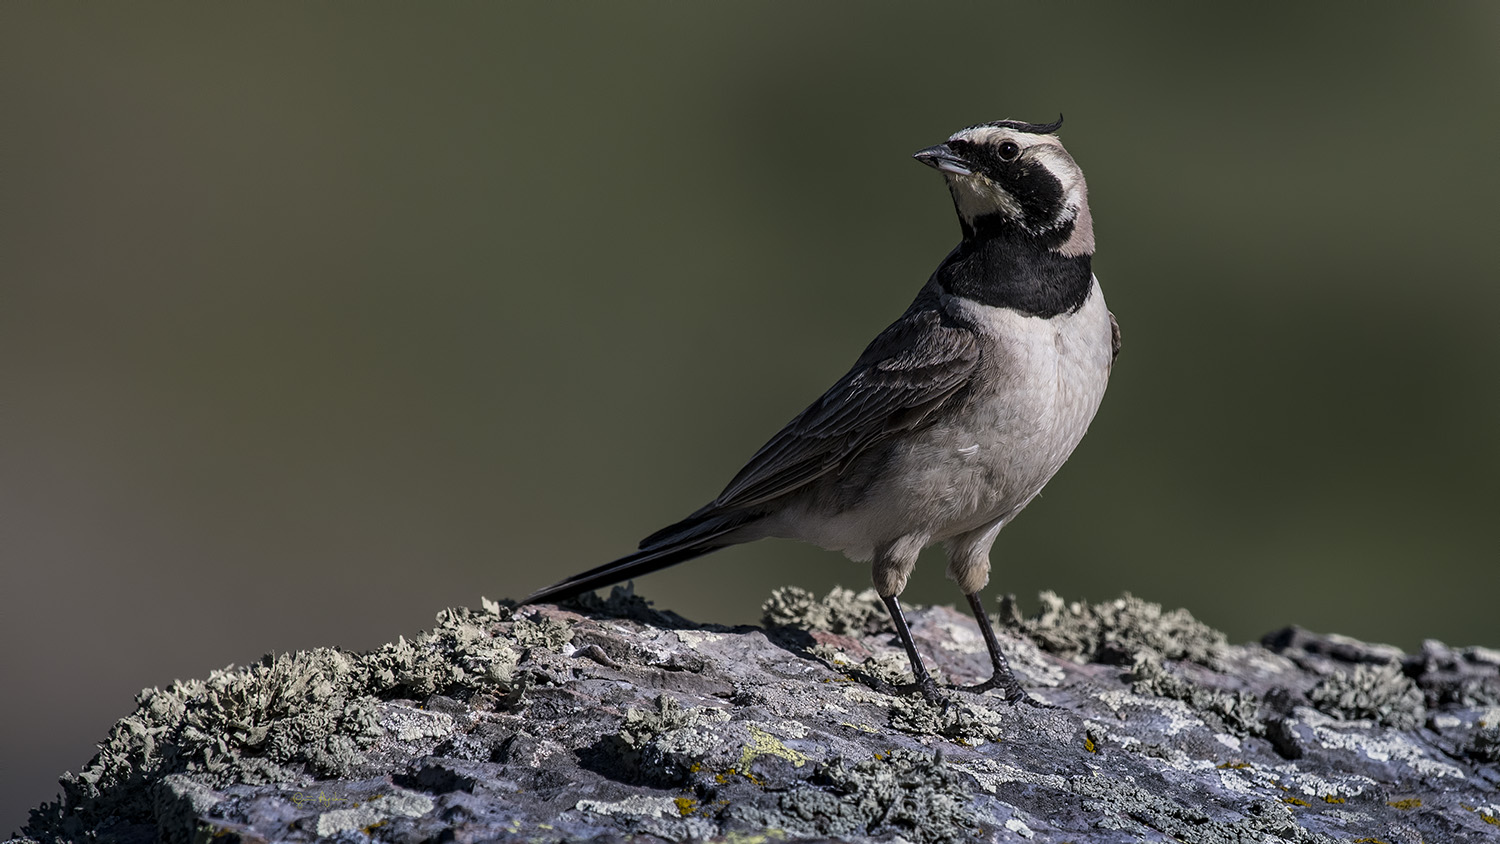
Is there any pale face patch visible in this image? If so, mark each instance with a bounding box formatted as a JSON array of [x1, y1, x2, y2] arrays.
[[947, 174, 1023, 225], [941, 125, 1091, 249]]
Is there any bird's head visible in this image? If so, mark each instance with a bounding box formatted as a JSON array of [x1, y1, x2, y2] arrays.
[[915, 117, 1093, 256]]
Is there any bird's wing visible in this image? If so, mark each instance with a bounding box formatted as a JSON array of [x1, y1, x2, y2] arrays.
[[707, 306, 981, 512]]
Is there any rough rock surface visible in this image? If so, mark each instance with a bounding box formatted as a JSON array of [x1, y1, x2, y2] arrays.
[[12, 587, 1500, 844]]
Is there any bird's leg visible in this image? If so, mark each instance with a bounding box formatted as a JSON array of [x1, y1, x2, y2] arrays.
[[879, 594, 943, 703], [958, 592, 1048, 706]]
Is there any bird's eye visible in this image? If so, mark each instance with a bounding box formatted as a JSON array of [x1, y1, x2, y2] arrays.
[[998, 141, 1020, 161]]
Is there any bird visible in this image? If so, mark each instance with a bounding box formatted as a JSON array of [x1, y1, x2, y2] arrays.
[[523, 117, 1120, 703]]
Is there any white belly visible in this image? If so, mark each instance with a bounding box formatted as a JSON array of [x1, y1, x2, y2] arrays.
[[781, 278, 1114, 559]]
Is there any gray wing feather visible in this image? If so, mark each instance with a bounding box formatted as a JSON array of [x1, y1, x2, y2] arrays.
[[707, 308, 980, 511]]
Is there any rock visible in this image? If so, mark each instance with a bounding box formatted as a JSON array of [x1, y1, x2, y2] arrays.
[[12, 586, 1500, 843]]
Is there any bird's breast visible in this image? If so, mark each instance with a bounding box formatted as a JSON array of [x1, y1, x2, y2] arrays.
[[901, 278, 1114, 536]]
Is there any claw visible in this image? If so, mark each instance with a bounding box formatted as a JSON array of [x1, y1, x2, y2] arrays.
[[867, 674, 949, 705], [951, 672, 1053, 707], [906, 677, 947, 705], [959, 591, 1053, 706]]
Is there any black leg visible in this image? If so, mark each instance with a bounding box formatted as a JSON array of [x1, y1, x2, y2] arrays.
[[960, 592, 1047, 706], [880, 594, 943, 703]]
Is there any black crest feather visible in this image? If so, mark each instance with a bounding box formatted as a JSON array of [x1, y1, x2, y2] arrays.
[[976, 115, 1064, 135]]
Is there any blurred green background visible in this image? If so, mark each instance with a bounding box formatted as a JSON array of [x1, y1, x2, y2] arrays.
[[3, 2, 1498, 830]]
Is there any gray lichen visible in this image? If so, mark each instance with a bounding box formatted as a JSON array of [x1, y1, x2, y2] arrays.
[[1057, 777, 1340, 844], [1129, 654, 1265, 735], [1000, 590, 1226, 666], [1309, 663, 1425, 729], [510, 614, 573, 652], [888, 696, 1004, 745], [762, 585, 891, 635], [859, 651, 920, 686], [743, 749, 977, 844], [615, 694, 732, 785]]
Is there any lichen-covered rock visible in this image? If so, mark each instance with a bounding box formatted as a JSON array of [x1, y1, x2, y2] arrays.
[[762, 585, 892, 635], [888, 696, 1005, 746], [744, 749, 979, 843], [13, 587, 1500, 844], [1128, 653, 1265, 736], [1308, 662, 1426, 729], [1000, 590, 1227, 665]]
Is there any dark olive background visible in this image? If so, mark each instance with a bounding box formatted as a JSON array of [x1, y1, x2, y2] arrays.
[[3, 3, 1498, 830]]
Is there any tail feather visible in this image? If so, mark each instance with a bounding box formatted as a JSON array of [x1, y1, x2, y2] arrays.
[[637, 506, 726, 550], [521, 512, 754, 606]]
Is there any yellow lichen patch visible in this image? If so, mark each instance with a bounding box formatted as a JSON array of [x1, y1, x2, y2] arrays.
[[1353, 838, 1390, 844], [1282, 797, 1310, 808], [1386, 798, 1422, 810], [1216, 761, 1250, 769], [1323, 795, 1345, 804], [737, 725, 808, 772], [362, 820, 387, 834], [721, 830, 788, 844], [675, 796, 698, 817], [715, 766, 765, 787], [1084, 736, 1097, 753]]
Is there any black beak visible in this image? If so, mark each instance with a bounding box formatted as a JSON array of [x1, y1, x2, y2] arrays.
[[913, 143, 973, 176]]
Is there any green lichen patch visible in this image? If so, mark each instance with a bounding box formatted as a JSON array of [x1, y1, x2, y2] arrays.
[[510, 614, 573, 652], [857, 652, 917, 687], [613, 694, 732, 786], [744, 749, 977, 844], [1000, 591, 1227, 666], [1309, 663, 1425, 729], [367, 613, 519, 698], [888, 697, 1004, 745], [619, 695, 726, 749], [24, 603, 529, 844], [761, 586, 891, 636], [1130, 654, 1265, 736]]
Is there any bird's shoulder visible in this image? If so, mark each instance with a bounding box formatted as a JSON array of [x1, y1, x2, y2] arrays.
[[704, 291, 983, 512], [852, 292, 983, 378]]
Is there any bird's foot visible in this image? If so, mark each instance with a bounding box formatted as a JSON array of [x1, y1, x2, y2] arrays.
[[906, 677, 948, 705], [867, 675, 948, 705], [953, 674, 1053, 708]]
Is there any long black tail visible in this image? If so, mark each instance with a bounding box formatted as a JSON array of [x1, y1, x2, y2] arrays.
[[520, 512, 753, 606]]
